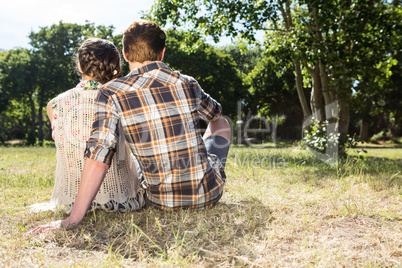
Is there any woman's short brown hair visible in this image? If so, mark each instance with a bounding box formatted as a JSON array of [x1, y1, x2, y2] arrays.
[[123, 20, 166, 63]]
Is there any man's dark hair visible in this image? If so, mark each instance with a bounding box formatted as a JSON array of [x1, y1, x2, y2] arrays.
[[123, 20, 166, 63]]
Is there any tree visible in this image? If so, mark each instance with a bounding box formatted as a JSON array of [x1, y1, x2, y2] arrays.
[[220, 44, 263, 77], [148, 0, 401, 155], [284, 0, 400, 141], [246, 50, 303, 140], [0, 48, 38, 144], [352, 49, 402, 141]]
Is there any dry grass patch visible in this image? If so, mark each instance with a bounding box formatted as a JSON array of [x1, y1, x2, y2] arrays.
[[0, 146, 401, 267]]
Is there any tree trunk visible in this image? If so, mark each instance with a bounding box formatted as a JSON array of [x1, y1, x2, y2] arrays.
[[319, 61, 332, 102], [294, 60, 311, 120], [360, 119, 369, 142], [337, 91, 352, 156], [338, 92, 351, 136], [309, 65, 325, 122], [38, 104, 44, 146], [28, 95, 36, 145], [281, 4, 311, 123]]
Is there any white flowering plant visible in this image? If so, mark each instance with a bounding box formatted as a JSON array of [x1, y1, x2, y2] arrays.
[[303, 120, 337, 154], [303, 118, 363, 160]]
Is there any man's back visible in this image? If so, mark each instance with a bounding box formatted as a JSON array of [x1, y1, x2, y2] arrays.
[[86, 61, 226, 209]]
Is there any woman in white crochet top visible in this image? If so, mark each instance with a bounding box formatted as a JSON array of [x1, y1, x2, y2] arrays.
[[36, 38, 144, 213]]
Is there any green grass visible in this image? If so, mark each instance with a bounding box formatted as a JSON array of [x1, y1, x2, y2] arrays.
[[0, 145, 401, 267]]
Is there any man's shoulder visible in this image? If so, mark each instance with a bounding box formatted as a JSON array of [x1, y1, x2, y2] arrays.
[[99, 76, 133, 95], [158, 69, 199, 90], [105, 76, 131, 87], [176, 72, 197, 84]]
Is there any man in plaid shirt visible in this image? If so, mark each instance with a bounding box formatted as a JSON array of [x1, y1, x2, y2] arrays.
[[35, 20, 231, 230]]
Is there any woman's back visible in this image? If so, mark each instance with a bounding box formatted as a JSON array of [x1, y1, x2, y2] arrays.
[[50, 81, 142, 212]]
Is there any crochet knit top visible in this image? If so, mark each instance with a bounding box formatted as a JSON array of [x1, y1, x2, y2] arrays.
[[48, 80, 143, 213]]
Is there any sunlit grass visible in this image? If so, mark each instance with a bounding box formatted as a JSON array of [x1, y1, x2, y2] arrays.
[[0, 145, 401, 267]]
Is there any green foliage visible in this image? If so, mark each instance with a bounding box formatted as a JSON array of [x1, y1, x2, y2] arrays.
[[291, 0, 400, 92], [219, 44, 263, 77], [352, 48, 402, 138], [0, 48, 36, 107], [246, 54, 297, 115], [0, 100, 32, 142], [150, 0, 401, 144], [2, 3, 401, 144], [146, 0, 275, 43], [303, 118, 366, 159], [303, 119, 340, 154], [29, 21, 119, 105], [164, 30, 249, 118], [0, 48, 39, 143], [244, 47, 303, 140]]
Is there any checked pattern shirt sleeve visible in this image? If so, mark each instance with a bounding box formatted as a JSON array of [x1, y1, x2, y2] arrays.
[[189, 78, 222, 121], [85, 88, 121, 166]]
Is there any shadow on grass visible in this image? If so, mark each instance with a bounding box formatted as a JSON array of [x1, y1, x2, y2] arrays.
[[49, 198, 273, 265]]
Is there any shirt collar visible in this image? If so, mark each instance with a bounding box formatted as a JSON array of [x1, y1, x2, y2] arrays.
[[76, 80, 101, 90], [128, 61, 171, 76]]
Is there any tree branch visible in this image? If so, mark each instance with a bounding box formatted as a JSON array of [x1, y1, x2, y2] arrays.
[[260, 27, 291, 33]]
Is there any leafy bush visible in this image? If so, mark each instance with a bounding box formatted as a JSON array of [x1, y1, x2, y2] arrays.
[[303, 119, 339, 154], [303, 119, 362, 159]]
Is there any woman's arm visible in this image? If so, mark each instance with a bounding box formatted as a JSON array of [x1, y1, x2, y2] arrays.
[[28, 158, 109, 233], [46, 100, 53, 124]]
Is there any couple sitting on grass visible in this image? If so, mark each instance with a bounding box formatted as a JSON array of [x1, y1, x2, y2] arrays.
[[31, 20, 230, 232]]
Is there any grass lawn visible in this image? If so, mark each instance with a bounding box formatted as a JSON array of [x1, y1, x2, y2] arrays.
[[0, 145, 401, 267]]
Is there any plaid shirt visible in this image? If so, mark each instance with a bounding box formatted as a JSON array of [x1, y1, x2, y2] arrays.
[[86, 61, 225, 209]]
